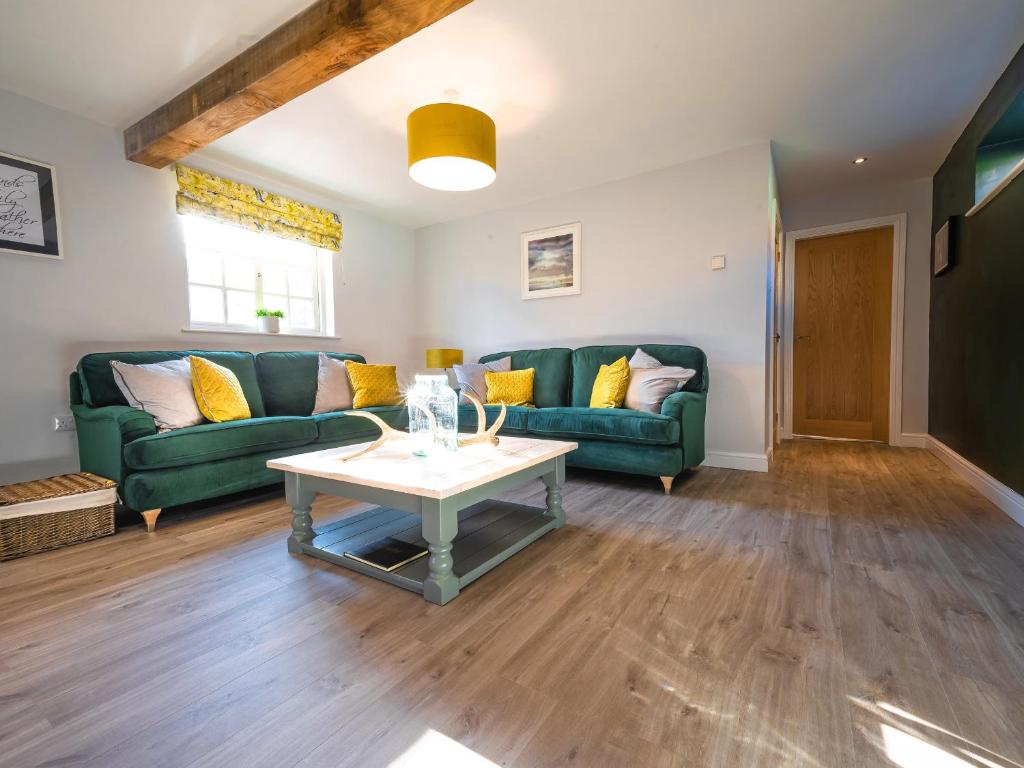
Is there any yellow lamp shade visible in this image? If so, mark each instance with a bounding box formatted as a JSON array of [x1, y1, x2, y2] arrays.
[[426, 348, 464, 369], [407, 103, 496, 191]]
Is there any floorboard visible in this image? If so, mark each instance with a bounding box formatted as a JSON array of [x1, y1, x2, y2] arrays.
[[0, 440, 1022, 767]]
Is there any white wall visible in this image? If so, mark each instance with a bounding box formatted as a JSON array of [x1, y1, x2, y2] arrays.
[[781, 177, 932, 437], [414, 144, 774, 467], [0, 89, 417, 483]]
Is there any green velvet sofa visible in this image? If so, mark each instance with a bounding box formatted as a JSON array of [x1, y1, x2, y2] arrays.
[[71, 350, 409, 529], [70, 344, 707, 529], [458, 345, 708, 493]]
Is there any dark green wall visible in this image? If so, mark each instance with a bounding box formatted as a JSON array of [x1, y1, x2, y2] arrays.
[[931, 44, 1024, 494]]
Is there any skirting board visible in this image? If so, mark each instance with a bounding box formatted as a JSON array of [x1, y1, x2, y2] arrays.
[[704, 450, 769, 473], [898, 432, 929, 448], [926, 436, 1024, 529]]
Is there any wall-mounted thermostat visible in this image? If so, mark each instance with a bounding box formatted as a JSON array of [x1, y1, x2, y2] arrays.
[[710, 255, 726, 270]]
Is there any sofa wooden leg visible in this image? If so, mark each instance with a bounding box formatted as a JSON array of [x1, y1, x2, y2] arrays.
[[660, 476, 673, 495], [141, 509, 161, 533]]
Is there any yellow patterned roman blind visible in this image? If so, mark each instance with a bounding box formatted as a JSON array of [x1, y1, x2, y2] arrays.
[[174, 165, 342, 251]]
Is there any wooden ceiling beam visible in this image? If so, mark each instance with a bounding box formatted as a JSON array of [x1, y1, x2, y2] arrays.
[[123, 0, 474, 168]]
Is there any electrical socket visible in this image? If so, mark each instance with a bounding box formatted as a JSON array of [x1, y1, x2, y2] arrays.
[[54, 414, 76, 432]]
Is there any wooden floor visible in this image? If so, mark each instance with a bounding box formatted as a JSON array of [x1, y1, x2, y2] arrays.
[[2, 440, 1023, 768]]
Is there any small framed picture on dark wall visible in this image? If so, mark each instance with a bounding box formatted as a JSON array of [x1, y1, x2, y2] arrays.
[[934, 217, 951, 275], [0, 151, 63, 259]]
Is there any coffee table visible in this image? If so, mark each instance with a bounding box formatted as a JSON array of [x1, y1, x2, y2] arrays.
[[267, 436, 576, 605]]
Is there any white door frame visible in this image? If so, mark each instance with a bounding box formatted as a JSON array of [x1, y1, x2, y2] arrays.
[[782, 213, 907, 445]]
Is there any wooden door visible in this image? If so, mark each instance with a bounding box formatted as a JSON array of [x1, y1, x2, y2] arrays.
[[793, 226, 892, 441]]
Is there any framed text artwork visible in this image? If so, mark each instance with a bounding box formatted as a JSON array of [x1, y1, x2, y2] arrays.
[[0, 151, 63, 259]]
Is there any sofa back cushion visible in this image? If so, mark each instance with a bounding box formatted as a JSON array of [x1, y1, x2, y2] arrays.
[[570, 345, 707, 407], [77, 351, 266, 418], [479, 348, 571, 408], [255, 351, 366, 416]]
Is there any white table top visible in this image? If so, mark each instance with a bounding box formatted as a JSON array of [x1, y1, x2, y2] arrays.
[[267, 435, 577, 500]]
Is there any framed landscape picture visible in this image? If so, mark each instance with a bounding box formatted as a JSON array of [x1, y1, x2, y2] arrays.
[[521, 222, 581, 300], [0, 151, 63, 259]]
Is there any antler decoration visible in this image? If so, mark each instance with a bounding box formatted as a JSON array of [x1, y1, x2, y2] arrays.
[[458, 392, 506, 447], [337, 410, 404, 461], [339, 403, 439, 461], [338, 395, 505, 460]]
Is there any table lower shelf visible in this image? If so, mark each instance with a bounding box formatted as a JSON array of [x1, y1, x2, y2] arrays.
[[296, 499, 559, 596]]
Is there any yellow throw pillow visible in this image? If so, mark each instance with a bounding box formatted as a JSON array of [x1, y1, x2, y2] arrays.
[[189, 356, 251, 422], [590, 356, 631, 408], [485, 368, 535, 407], [345, 361, 402, 408]]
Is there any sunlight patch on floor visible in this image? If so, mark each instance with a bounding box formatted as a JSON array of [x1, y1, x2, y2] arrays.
[[387, 729, 499, 768], [848, 697, 1020, 768], [876, 700, 1021, 768], [882, 725, 973, 768]]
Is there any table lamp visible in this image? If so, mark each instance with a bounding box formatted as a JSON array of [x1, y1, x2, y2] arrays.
[[425, 348, 463, 374]]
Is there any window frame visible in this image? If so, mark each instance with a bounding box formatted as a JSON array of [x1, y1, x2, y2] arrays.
[[181, 216, 334, 337]]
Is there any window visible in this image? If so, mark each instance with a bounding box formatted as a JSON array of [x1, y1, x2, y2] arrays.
[[182, 216, 333, 335], [972, 88, 1024, 211]]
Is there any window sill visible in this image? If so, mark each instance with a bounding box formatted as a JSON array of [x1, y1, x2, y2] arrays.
[[182, 326, 340, 340], [966, 156, 1024, 217]]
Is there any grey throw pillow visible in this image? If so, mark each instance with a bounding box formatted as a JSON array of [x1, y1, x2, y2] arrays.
[[312, 353, 354, 414], [110, 358, 203, 430], [629, 348, 663, 369], [624, 349, 696, 413], [453, 356, 511, 404]]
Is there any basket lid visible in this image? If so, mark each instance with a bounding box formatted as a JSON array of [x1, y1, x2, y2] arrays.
[[0, 472, 116, 507]]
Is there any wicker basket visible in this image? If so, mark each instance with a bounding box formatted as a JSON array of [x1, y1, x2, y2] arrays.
[[0, 473, 116, 561]]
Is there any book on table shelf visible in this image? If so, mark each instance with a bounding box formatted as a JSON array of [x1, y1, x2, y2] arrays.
[[344, 537, 428, 572]]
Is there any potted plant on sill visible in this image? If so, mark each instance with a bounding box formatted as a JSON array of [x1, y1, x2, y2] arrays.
[[256, 308, 284, 334]]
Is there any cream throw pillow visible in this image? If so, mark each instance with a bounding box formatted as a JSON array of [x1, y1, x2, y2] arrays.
[[110, 358, 203, 430], [624, 349, 697, 413], [312, 353, 354, 414], [453, 356, 511, 404]]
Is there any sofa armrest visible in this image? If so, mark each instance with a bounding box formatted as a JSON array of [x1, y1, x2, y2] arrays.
[[660, 391, 707, 469], [72, 404, 157, 484]]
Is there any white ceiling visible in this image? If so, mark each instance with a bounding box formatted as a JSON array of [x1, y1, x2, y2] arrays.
[[0, 0, 314, 127], [2, 0, 1023, 227]]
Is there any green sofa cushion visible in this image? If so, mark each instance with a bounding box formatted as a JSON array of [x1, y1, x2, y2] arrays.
[[570, 345, 707, 406], [78, 350, 266, 417], [526, 407, 679, 445], [566, 439, 682, 477], [314, 406, 408, 443], [458, 404, 530, 433], [124, 415, 315, 470], [255, 351, 366, 416], [121, 445, 306, 511], [479, 348, 571, 408]]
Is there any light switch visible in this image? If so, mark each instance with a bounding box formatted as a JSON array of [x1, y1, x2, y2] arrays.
[[711, 255, 726, 270]]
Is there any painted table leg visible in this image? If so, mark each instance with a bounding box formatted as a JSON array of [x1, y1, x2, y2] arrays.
[[285, 472, 317, 553], [421, 498, 459, 605], [542, 455, 566, 528]]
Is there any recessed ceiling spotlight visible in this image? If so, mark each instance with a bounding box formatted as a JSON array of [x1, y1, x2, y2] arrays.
[[853, 157, 867, 165]]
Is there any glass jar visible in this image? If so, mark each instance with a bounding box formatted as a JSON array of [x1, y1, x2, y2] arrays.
[[407, 374, 459, 456]]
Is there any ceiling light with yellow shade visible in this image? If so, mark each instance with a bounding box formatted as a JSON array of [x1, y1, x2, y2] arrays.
[[407, 96, 496, 192]]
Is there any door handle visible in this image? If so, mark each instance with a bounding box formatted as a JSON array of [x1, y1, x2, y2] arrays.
[[795, 335, 811, 341]]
